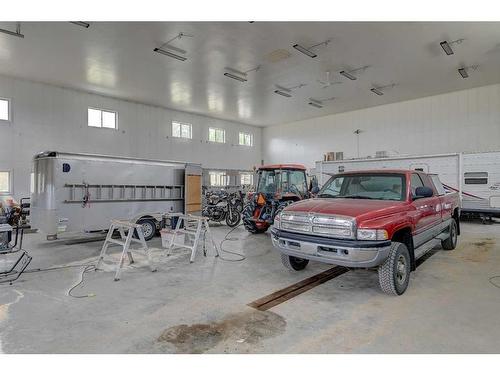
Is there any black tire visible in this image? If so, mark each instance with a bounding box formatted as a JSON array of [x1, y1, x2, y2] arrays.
[[225, 207, 241, 227], [134, 218, 157, 241], [242, 203, 266, 234], [281, 253, 309, 271], [378, 242, 411, 296], [441, 219, 458, 250]]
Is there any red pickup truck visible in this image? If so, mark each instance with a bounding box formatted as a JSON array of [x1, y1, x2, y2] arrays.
[[271, 170, 460, 295]]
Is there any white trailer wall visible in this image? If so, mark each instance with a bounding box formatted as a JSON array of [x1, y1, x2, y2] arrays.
[[263, 84, 500, 168], [0, 74, 262, 200]]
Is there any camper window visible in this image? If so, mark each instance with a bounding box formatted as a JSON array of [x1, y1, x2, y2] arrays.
[[464, 172, 488, 185]]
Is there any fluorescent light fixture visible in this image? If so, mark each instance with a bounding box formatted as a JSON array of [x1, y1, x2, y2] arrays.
[[458, 68, 468, 78], [153, 47, 187, 61], [274, 89, 292, 98], [440, 41, 454, 55], [224, 72, 247, 82], [340, 70, 357, 80], [293, 44, 317, 58], [370, 88, 384, 96], [0, 23, 24, 38], [308, 101, 323, 109], [70, 21, 90, 28]]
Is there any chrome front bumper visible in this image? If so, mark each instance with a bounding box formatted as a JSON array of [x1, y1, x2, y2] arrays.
[[271, 228, 391, 268]]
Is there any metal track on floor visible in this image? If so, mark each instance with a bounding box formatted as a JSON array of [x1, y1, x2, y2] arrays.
[[248, 266, 349, 311]]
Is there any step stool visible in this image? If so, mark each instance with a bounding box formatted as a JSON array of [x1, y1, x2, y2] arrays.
[[96, 220, 157, 281], [163, 214, 219, 263]]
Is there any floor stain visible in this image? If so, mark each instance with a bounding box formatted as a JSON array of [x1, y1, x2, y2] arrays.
[[460, 239, 495, 263], [157, 310, 286, 353]]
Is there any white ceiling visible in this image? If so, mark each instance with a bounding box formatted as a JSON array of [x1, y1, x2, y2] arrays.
[[1, 22, 500, 126]]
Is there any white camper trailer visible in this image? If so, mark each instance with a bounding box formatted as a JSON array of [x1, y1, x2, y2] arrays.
[[31, 151, 202, 240], [315, 151, 500, 218]]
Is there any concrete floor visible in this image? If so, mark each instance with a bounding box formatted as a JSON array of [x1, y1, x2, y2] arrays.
[[1, 220, 500, 353]]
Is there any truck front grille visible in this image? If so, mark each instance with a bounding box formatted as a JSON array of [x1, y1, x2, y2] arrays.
[[280, 212, 355, 239]]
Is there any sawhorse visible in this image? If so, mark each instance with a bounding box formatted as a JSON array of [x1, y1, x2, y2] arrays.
[[96, 220, 157, 281], [164, 214, 219, 263]]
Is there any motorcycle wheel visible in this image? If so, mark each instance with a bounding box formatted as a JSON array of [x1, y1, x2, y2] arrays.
[[226, 208, 241, 227]]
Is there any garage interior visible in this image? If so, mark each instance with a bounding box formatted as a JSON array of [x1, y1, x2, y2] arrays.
[[1, 19, 500, 355]]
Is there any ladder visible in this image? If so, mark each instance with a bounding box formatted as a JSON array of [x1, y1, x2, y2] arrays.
[[164, 214, 219, 263], [96, 220, 157, 281]]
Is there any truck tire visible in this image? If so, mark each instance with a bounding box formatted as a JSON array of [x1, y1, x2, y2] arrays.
[[281, 253, 309, 271], [441, 219, 458, 250], [378, 242, 411, 296], [242, 203, 267, 234], [135, 218, 157, 241]]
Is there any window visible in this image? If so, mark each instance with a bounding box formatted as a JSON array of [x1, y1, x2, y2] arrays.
[[240, 173, 254, 186], [0, 171, 11, 194], [318, 174, 406, 201], [256, 169, 308, 197], [88, 107, 117, 129], [0, 98, 10, 121], [209, 171, 228, 187], [172, 121, 192, 139], [464, 172, 488, 185], [208, 127, 225, 143], [410, 173, 425, 197], [239, 132, 253, 146]]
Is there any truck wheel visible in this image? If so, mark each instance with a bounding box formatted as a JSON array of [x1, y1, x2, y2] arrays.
[[281, 253, 309, 271], [378, 242, 411, 296], [441, 219, 458, 250], [135, 218, 157, 241], [242, 203, 266, 234]]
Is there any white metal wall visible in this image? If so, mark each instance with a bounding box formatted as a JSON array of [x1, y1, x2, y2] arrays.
[[263, 84, 500, 168], [0, 74, 262, 200]]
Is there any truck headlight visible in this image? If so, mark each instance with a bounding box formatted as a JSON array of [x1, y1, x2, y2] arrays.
[[357, 229, 388, 241], [273, 212, 281, 229]]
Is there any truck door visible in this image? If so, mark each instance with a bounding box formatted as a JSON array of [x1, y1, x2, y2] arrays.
[[428, 174, 453, 221], [410, 173, 442, 247]]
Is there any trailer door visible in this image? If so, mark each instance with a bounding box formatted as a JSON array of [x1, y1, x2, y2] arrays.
[[185, 174, 202, 214]]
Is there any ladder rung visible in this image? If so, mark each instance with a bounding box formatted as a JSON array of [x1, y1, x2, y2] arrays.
[[106, 238, 126, 246]]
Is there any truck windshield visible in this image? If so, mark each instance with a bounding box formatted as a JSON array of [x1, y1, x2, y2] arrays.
[[257, 169, 307, 197], [318, 174, 406, 201]]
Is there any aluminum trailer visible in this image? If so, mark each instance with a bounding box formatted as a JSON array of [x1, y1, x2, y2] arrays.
[[31, 151, 202, 240], [315, 151, 500, 218]]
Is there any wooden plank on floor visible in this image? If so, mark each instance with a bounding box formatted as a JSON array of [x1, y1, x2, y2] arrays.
[[248, 266, 349, 311]]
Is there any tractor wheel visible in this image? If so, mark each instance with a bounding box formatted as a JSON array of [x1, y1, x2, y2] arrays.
[[242, 203, 267, 234]]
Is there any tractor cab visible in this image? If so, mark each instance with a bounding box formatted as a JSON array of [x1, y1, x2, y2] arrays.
[[243, 164, 314, 234], [255, 164, 309, 200]]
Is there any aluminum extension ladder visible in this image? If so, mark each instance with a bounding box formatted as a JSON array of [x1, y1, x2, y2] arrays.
[[96, 220, 157, 281], [165, 214, 219, 263]]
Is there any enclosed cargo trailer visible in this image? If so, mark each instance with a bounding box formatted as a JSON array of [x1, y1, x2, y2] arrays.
[[31, 151, 202, 240]]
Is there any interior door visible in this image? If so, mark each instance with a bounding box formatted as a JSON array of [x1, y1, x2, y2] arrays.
[[185, 174, 202, 214]]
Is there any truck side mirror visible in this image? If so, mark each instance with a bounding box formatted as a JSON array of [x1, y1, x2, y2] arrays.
[[310, 186, 320, 195], [413, 186, 433, 200]]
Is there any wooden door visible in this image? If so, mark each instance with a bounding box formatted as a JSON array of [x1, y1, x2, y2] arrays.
[[186, 174, 202, 213]]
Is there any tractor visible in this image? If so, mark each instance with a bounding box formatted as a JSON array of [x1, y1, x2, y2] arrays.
[[242, 164, 318, 234]]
